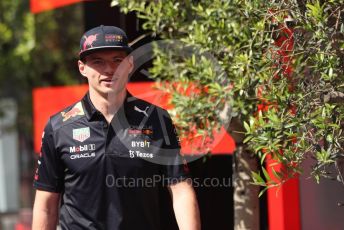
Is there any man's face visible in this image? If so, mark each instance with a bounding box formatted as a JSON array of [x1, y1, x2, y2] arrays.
[[78, 50, 133, 97]]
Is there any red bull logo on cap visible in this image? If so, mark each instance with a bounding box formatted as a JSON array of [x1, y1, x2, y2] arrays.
[[83, 34, 98, 51]]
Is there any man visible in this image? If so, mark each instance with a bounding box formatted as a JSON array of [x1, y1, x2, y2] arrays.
[[32, 25, 200, 230]]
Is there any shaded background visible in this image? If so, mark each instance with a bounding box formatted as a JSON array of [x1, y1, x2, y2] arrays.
[[1, 0, 343, 230], [0, 1, 241, 229]]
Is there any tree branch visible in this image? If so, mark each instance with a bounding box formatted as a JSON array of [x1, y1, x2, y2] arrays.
[[219, 102, 246, 144], [323, 91, 344, 104]]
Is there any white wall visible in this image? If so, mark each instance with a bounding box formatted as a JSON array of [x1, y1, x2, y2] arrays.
[[0, 99, 19, 213]]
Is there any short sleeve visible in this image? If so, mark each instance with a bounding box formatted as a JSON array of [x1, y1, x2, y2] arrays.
[[33, 119, 64, 193], [160, 110, 190, 185]]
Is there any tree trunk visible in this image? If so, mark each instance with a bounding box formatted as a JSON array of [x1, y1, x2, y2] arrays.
[[221, 110, 260, 230], [232, 144, 260, 230]]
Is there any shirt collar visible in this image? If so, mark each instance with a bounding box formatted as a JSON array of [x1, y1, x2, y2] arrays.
[[81, 91, 134, 121]]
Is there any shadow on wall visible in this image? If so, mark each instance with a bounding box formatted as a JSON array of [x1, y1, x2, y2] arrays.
[[160, 155, 234, 230], [299, 158, 344, 230]]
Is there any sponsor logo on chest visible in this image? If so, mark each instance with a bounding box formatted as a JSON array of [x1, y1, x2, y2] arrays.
[[129, 150, 154, 159], [68, 143, 96, 160], [128, 127, 153, 137], [69, 144, 96, 153], [73, 127, 90, 142], [131, 140, 150, 148], [70, 152, 95, 160]]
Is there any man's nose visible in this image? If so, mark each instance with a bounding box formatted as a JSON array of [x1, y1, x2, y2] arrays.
[[104, 61, 116, 75]]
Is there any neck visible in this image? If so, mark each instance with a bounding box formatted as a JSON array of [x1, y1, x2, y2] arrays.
[[89, 89, 127, 123]]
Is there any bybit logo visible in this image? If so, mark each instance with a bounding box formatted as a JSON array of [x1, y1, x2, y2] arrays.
[[131, 140, 150, 148]]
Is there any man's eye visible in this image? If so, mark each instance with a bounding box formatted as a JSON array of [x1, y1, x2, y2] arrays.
[[93, 60, 104, 65], [114, 58, 123, 63]]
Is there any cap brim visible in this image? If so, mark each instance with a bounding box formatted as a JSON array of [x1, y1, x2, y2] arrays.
[[79, 46, 132, 59]]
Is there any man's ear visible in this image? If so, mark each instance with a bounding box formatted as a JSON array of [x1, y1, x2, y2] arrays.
[[127, 55, 134, 74], [78, 60, 87, 77]]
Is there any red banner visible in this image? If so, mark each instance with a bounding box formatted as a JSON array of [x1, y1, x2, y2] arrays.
[[33, 83, 235, 155], [30, 0, 85, 14]]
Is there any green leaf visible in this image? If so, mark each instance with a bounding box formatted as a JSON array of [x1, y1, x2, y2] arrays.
[[314, 174, 320, 184], [111, 0, 119, 7], [251, 171, 265, 186], [260, 151, 269, 165], [244, 121, 251, 133], [271, 167, 282, 181], [262, 167, 271, 181], [328, 67, 333, 79], [258, 187, 268, 197], [243, 135, 253, 143], [326, 134, 333, 143]]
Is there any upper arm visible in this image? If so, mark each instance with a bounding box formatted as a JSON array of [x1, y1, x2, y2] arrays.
[[34, 119, 64, 192]]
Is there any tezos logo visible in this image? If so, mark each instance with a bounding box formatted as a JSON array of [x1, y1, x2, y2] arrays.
[[129, 150, 154, 159]]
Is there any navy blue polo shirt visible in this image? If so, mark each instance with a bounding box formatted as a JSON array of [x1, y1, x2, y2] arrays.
[[33, 91, 188, 230]]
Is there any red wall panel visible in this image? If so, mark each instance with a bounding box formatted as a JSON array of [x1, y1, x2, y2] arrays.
[[33, 82, 235, 155], [30, 0, 85, 14]]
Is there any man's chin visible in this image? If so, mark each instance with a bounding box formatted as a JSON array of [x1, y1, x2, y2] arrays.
[[104, 87, 126, 97]]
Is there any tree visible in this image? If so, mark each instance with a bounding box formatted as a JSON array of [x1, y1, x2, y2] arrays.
[[113, 0, 344, 229], [0, 0, 84, 207], [0, 0, 84, 136]]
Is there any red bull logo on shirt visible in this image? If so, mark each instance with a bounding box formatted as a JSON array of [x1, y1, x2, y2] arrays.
[[128, 128, 153, 136], [61, 102, 85, 122], [142, 129, 153, 135]]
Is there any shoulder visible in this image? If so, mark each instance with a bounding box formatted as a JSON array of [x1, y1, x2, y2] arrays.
[[48, 100, 86, 131]]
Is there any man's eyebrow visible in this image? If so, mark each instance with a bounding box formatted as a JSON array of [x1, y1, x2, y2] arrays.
[[89, 55, 125, 59], [87, 56, 102, 60], [112, 55, 126, 59], [85, 54, 127, 61]]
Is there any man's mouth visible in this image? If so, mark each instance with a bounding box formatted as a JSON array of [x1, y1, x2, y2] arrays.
[[101, 78, 117, 83]]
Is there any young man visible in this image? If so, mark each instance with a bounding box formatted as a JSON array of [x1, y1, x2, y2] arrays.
[[32, 25, 200, 230]]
